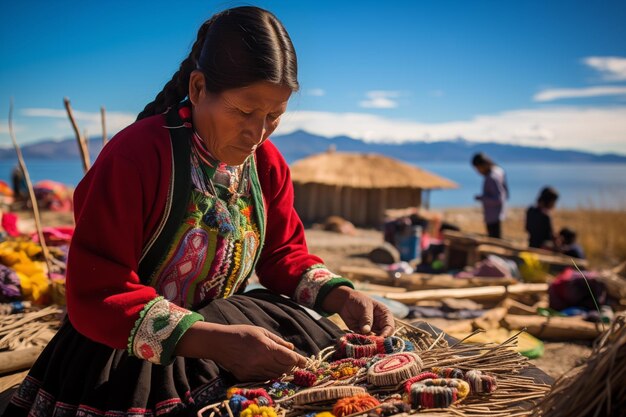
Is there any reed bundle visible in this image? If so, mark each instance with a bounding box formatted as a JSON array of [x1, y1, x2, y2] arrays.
[[532, 312, 626, 417], [0, 305, 62, 351]]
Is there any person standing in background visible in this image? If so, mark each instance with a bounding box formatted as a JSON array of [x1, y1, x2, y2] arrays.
[[526, 186, 559, 249], [471, 152, 509, 238]]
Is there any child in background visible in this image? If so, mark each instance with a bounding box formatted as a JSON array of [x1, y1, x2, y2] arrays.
[[558, 227, 585, 259]]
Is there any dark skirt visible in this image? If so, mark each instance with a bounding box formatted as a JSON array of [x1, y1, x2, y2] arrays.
[[3, 290, 343, 417]]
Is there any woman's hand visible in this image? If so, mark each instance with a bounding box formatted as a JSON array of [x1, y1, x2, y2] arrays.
[[321, 286, 395, 337], [175, 322, 308, 381]]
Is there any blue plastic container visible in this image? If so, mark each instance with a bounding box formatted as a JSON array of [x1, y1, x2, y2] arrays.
[[396, 226, 422, 262]]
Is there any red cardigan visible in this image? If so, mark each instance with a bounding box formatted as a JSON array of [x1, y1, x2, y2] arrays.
[[66, 114, 340, 350]]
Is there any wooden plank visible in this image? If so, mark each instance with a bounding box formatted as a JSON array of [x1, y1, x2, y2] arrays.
[[383, 283, 548, 304], [0, 347, 43, 375], [503, 314, 603, 340], [339, 265, 518, 290]]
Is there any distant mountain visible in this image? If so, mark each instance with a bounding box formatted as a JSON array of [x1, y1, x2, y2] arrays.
[[0, 138, 104, 160], [270, 130, 626, 164], [1, 131, 625, 164]]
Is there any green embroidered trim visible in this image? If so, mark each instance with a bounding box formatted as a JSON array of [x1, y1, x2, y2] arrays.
[[314, 277, 355, 317], [127, 296, 165, 355], [303, 263, 326, 273], [158, 311, 204, 365]]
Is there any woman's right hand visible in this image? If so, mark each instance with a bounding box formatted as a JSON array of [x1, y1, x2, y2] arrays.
[[175, 322, 308, 381]]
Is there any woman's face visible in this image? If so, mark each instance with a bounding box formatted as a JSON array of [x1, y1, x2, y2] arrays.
[[189, 71, 292, 165]]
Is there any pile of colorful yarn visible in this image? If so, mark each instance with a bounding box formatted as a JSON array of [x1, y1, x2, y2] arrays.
[[0, 241, 48, 304], [226, 387, 277, 417]]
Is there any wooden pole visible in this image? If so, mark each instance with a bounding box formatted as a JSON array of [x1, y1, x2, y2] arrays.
[[8, 99, 54, 280], [383, 283, 548, 304], [63, 97, 90, 173], [100, 106, 107, 146], [0, 347, 43, 374], [503, 314, 603, 340]]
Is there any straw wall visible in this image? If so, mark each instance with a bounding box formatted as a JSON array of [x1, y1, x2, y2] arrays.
[[293, 184, 422, 226]]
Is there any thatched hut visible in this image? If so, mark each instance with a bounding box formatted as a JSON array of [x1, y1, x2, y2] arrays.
[[290, 151, 458, 226]]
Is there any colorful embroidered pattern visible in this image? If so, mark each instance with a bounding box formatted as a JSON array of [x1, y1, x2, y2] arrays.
[[294, 264, 343, 308], [156, 227, 212, 306], [149, 151, 262, 311], [129, 297, 202, 364]]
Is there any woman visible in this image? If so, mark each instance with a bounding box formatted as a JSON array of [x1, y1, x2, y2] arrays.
[[471, 152, 509, 239], [4, 7, 393, 417]]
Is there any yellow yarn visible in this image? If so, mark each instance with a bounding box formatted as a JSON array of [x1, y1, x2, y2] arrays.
[[455, 379, 471, 401], [239, 404, 277, 417], [17, 271, 49, 303], [0, 240, 49, 303], [315, 413, 336, 417]]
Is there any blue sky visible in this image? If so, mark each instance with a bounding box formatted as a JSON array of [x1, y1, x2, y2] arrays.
[[1, 0, 626, 153]]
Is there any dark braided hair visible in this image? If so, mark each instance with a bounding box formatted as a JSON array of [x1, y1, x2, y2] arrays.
[[137, 6, 298, 120]]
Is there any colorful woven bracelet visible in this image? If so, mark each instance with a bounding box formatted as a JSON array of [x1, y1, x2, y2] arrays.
[[367, 352, 424, 387], [464, 370, 497, 394], [406, 378, 470, 409], [336, 333, 384, 359]]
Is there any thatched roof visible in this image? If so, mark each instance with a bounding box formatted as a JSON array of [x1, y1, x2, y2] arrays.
[[290, 151, 458, 189]]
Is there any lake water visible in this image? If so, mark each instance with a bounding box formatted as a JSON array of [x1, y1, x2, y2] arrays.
[[1, 159, 625, 210]]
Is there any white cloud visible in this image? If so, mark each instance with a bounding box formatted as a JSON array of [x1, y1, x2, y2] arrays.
[[359, 91, 400, 109], [21, 107, 136, 137], [583, 56, 626, 81], [276, 106, 626, 154], [307, 88, 326, 96], [0, 121, 23, 136], [533, 86, 626, 102]]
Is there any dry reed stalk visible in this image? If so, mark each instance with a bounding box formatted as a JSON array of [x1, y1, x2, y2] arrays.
[[8, 99, 54, 280], [531, 312, 626, 417], [274, 323, 549, 417], [63, 97, 91, 173], [101, 106, 108, 146], [0, 305, 62, 350]]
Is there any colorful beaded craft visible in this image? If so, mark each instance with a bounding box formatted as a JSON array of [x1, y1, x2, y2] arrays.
[[267, 381, 298, 399], [382, 336, 415, 354], [226, 387, 274, 414], [367, 352, 424, 387], [333, 393, 381, 417], [294, 358, 367, 387], [291, 386, 367, 405], [239, 404, 277, 417], [464, 369, 498, 394], [432, 367, 465, 379], [335, 334, 384, 359], [405, 378, 470, 409]]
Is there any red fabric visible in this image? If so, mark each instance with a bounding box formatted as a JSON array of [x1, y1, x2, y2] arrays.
[[66, 115, 322, 350], [1, 212, 20, 237]]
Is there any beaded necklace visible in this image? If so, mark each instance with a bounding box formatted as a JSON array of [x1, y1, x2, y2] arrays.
[[189, 129, 252, 238]]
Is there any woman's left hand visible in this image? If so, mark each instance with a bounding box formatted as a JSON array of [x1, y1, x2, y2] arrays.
[[321, 286, 395, 337]]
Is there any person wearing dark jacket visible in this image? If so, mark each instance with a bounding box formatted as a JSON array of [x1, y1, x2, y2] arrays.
[[526, 186, 559, 249]]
